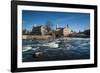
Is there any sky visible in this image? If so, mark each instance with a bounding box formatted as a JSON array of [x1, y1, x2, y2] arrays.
[[22, 10, 90, 32]]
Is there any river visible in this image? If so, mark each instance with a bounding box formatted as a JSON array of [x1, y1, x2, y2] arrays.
[[22, 38, 90, 62]]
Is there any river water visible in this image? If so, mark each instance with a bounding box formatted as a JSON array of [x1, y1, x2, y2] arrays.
[[22, 38, 90, 62]]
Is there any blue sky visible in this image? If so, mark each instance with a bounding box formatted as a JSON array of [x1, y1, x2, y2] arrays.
[[22, 10, 90, 32]]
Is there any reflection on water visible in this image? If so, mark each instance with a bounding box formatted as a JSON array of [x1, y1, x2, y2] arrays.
[[22, 38, 90, 62]]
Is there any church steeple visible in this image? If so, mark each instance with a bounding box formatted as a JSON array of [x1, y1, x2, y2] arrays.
[[34, 24, 37, 27], [56, 24, 59, 29]]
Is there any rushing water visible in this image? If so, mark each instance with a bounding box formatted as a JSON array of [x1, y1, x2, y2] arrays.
[[22, 38, 90, 62]]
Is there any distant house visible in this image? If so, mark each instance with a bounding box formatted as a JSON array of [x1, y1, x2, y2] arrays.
[[55, 25, 72, 37], [31, 25, 48, 35]]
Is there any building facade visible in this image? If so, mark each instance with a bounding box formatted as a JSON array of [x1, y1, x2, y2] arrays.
[[31, 24, 72, 37], [31, 25, 48, 35], [55, 25, 72, 37]]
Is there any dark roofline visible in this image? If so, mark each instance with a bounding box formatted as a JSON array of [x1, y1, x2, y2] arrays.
[[56, 28, 64, 29]]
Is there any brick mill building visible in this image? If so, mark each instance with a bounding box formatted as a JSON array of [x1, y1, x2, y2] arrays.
[[31, 24, 72, 37], [55, 24, 72, 37]]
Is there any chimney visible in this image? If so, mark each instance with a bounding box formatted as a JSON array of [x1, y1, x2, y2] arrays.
[[67, 24, 69, 28]]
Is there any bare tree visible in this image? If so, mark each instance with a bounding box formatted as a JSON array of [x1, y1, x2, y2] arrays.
[[22, 29, 27, 35], [45, 21, 53, 32]]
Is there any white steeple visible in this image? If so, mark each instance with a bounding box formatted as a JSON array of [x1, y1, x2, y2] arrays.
[[34, 24, 37, 27], [56, 24, 59, 29]]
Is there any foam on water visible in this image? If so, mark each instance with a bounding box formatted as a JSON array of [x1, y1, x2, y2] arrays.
[[22, 38, 90, 62], [22, 46, 32, 52]]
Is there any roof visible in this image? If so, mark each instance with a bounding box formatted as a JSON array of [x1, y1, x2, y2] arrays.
[[56, 28, 64, 30], [33, 26, 42, 29]]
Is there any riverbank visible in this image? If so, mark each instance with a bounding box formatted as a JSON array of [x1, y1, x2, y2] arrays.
[[22, 35, 52, 40], [22, 35, 90, 40]]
